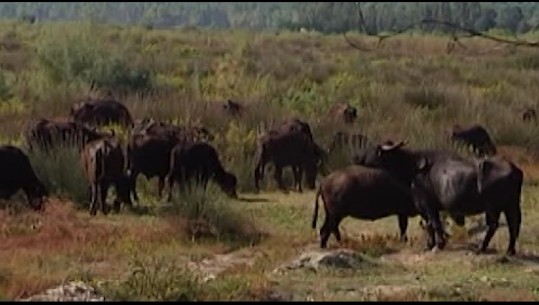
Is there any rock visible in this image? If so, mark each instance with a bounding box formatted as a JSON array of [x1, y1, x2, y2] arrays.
[[18, 281, 104, 302], [273, 249, 371, 273]]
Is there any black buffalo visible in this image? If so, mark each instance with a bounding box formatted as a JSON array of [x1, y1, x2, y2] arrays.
[[167, 142, 238, 200], [312, 165, 419, 248], [254, 120, 325, 193], [354, 141, 523, 256], [522, 108, 537, 122], [25, 118, 111, 152], [127, 133, 182, 203], [0, 145, 48, 210], [70, 97, 134, 128], [82, 137, 133, 216], [133, 119, 214, 143], [450, 124, 497, 157], [222, 99, 245, 117]]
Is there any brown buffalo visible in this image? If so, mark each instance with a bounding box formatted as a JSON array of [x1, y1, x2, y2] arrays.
[[70, 97, 134, 128], [254, 121, 325, 193], [25, 118, 111, 152], [312, 165, 418, 248], [222, 99, 244, 117], [522, 108, 537, 122], [0, 145, 48, 211], [450, 124, 497, 157], [167, 142, 238, 200], [328, 102, 358, 124], [133, 119, 214, 143], [82, 137, 132, 216]]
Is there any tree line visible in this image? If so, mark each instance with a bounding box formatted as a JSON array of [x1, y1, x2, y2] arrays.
[[2, 2, 539, 35]]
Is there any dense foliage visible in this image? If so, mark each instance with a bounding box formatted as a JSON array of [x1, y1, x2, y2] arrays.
[[2, 2, 539, 34]]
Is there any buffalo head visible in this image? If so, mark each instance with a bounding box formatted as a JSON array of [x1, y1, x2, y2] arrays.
[[219, 172, 238, 199]]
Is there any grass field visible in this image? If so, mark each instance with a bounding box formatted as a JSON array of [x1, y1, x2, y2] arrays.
[[1, 20, 539, 300]]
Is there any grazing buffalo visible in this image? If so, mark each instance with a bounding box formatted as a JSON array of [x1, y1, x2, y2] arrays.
[[254, 122, 325, 193], [328, 102, 358, 124], [222, 99, 244, 117], [25, 118, 111, 152], [70, 97, 134, 128], [312, 165, 419, 248], [277, 118, 314, 141], [522, 108, 537, 122], [354, 141, 523, 256], [0, 145, 48, 210], [328, 131, 370, 154], [127, 133, 189, 202], [167, 142, 238, 200], [133, 119, 214, 143], [82, 137, 133, 216], [450, 124, 497, 157]]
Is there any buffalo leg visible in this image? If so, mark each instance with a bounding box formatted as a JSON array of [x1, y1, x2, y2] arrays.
[[320, 215, 332, 249], [166, 174, 175, 202], [504, 205, 521, 256], [157, 176, 165, 199], [274, 166, 286, 191], [398, 214, 409, 242], [332, 215, 343, 243], [89, 184, 98, 216], [478, 209, 501, 254], [100, 181, 110, 216], [292, 166, 302, 193], [130, 172, 139, 202]]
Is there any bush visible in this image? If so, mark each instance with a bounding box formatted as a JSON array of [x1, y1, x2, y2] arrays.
[[159, 185, 263, 247], [26, 145, 89, 207], [101, 252, 201, 301]]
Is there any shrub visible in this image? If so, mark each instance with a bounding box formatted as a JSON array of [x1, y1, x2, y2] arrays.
[[26, 145, 89, 207], [159, 185, 263, 247], [101, 252, 201, 301]]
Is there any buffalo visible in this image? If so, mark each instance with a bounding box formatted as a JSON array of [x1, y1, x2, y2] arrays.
[[167, 142, 238, 200], [0, 145, 48, 211], [133, 119, 214, 143], [127, 133, 182, 203], [82, 136, 132, 216], [450, 124, 497, 157], [328, 102, 358, 124], [25, 118, 111, 152], [222, 99, 244, 117], [354, 141, 523, 256], [312, 165, 419, 249], [522, 108, 537, 122], [70, 97, 134, 128], [254, 120, 325, 193]]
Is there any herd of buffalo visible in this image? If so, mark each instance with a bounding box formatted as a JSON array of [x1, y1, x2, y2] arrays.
[[0, 94, 533, 256]]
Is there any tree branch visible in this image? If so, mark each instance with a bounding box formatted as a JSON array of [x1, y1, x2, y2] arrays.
[[344, 16, 539, 53]]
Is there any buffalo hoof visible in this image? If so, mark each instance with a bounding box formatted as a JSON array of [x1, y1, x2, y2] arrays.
[[506, 249, 516, 256], [399, 235, 408, 243], [431, 246, 441, 254], [474, 247, 487, 255]]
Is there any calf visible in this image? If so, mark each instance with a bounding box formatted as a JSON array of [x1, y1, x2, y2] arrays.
[[82, 137, 132, 215]]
